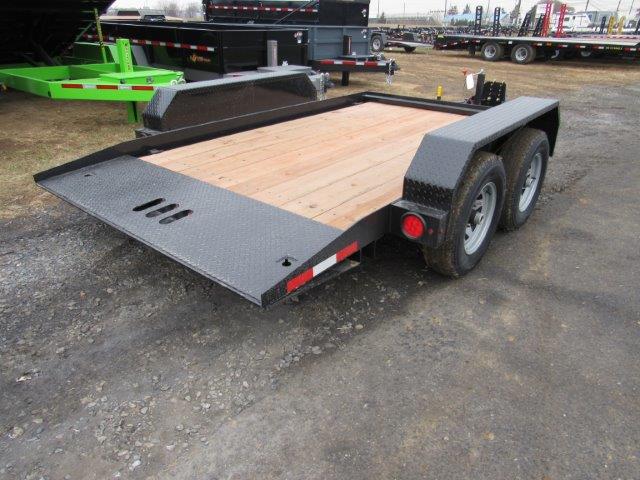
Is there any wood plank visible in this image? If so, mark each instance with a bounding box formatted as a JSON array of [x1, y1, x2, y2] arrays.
[[314, 181, 406, 230], [141, 103, 464, 231], [247, 131, 425, 204], [142, 102, 409, 165], [145, 104, 417, 173], [279, 154, 412, 219], [199, 112, 435, 194]]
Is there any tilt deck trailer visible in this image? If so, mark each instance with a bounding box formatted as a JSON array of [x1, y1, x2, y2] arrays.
[[435, 33, 640, 64], [35, 87, 558, 307]]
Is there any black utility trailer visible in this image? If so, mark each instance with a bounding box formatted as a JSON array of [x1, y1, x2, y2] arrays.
[[35, 91, 559, 307], [435, 33, 640, 64]]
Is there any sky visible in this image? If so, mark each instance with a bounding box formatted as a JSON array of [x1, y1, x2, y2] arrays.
[[110, 0, 639, 17]]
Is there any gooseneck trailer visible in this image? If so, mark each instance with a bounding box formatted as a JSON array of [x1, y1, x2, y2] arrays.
[[35, 87, 558, 307], [435, 33, 640, 64]]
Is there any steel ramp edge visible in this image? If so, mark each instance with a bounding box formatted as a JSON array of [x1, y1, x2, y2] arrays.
[[36, 155, 373, 307]]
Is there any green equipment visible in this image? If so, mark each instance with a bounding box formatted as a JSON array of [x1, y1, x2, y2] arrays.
[[0, 39, 184, 123]]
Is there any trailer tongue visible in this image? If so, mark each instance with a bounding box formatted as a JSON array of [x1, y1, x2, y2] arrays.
[[35, 91, 558, 306]]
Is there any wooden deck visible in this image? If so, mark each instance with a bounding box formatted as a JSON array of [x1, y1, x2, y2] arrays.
[[142, 102, 463, 230]]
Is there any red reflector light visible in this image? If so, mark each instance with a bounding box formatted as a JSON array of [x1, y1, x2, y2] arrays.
[[401, 214, 425, 240]]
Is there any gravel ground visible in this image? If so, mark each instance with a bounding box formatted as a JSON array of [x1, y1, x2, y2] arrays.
[[0, 63, 639, 479]]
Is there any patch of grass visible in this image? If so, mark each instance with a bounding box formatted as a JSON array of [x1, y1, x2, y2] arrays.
[[0, 93, 135, 219]]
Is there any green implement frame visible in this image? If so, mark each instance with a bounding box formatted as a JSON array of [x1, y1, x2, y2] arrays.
[[0, 39, 183, 122]]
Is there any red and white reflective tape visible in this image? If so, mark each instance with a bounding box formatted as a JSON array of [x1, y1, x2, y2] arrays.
[[318, 59, 388, 67], [594, 34, 640, 39], [623, 47, 638, 51], [83, 34, 215, 52], [286, 241, 359, 293], [209, 4, 317, 12], [61, 83, 155, 91]]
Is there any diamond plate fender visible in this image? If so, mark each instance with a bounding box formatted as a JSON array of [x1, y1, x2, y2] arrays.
[[403, 96, 560, 210], [142, 71, 319, 133]]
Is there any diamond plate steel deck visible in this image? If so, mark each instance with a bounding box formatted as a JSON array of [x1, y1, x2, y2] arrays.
[[38, 156, 343, 306]]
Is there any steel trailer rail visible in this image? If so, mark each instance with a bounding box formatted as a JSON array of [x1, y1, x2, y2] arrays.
[[435, 33, 640, 64], [35, 91, 559, 307]]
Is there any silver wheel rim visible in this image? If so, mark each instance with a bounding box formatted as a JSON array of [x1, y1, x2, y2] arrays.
[[372, 38, 381, 51], [464, 182, 497, 255], [515, 47, 528, 62], [519, 152, 543, 212], [484, 44, 497, 59]]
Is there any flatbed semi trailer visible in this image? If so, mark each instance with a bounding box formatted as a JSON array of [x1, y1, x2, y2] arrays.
[[435, 33, 640, 64], [35, 90, 558, 307]]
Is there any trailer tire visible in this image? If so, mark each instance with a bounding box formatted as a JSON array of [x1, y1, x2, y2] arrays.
[[481, 41, 504, 61], [423, 152, 505, 277], [371, 34, 383, 53], [404, 46, 417, 53], [510, 43, 536, 64], [499, 128, 549, 231]]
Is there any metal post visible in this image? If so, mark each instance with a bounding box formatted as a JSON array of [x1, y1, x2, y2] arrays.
[[341, 35, 352, 86], [267, 40, 278, 67], [615, 0, 622, 17], [115, 39, 138, 123], [474, 72, 485, 105]]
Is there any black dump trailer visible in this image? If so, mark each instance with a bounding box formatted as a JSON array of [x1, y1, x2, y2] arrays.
[[35, 79, 559, 307], [0, 0, 111, 65], [93, 21, 309, 80], [205, 0, 370, 26], [202, 0, 397, 84], [435, 33, 640, 64]]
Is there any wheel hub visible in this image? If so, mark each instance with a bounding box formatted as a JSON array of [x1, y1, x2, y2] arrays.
[[464, 182, 497, 255], [519, 152, 543, 212]]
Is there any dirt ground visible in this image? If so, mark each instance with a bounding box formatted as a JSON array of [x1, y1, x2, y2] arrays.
[[1, 50, 639, 480]]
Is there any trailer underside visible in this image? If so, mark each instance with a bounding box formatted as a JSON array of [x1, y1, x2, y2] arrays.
[[142, 102, 462, 230]]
